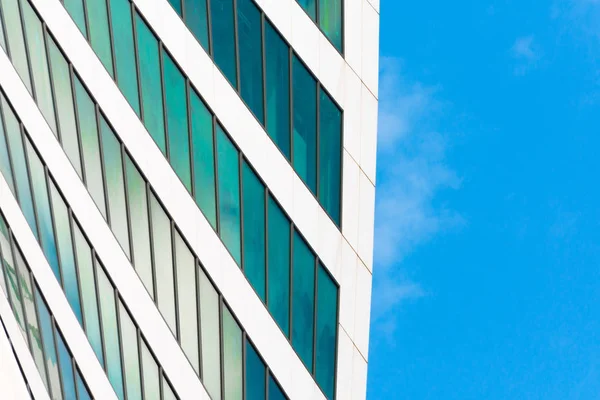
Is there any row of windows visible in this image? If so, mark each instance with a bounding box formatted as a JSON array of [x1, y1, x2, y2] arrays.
[[296, 0, 343, 52], [0, 90, 180, 400], [0, 306, 35, 398], [0, 213, 93, 400], [59, 0, 343, 228], [0, 1, 340, 397]]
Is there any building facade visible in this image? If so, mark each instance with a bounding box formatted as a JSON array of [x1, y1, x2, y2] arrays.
[[0, 0, 379, 398]]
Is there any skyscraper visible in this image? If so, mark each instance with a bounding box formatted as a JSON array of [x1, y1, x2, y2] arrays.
[[0, 0, 379, 398]]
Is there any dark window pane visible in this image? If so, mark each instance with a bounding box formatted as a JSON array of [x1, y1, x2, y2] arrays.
[[242, 161, 265, 301], [162, 52, 192, 191], [318, 89, 341, 225], [56, 330, 78, 400], [64, 0, 87, 37], [297, 0, 316, 20], [76, 369, 92, 400], [265, 22, 290, 159], [135, 15, 166, 154], [184, 0, 209, 51], [211, 0, 237, 87], [268, 375, 286, 400], [189, 89, 217, 229], [245, 340, 266, 400], [87, 0, 114, 76], [315, 264, 338, 399], [267, 196, 290, 337], [292, 231, 315, 371], [237, 0, 264, 123], [34, 288, 63, 399], [319, 0, 342, 51], [216, 125, 241, 264], [168, 0, 182, 15], [292, 56, 317, 194], [110, 0, 140, 115]]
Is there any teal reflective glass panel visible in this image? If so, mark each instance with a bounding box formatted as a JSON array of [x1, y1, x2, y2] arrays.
[[99, 116, 130, 258], [211, 0, 237, 87], [265, 22, 290, 160], [24, 139, 60, 281], [245, 341, 266, 400], [118, 302, 142, 400], [315, 264, 337, 399], [76, 370, 92, 400], [87, 0, 113, 75], [64, 0, 87, 37], [73, 75, 107, 218], [125, 155, 153, 298], [223, 306, 243, 400], [109, 0, 140, 115], [189, 89, 216, 229], [35, 289, 63, 400], [135, 15, 166, 154], [0, 99, 15, 193], [319, 0, 342, 51], [198, 268, 221, 400], [72, 223, 104, 366], [97, 265, 125, 400], [318, 89, 341, 226], [163, 52, 192, 191], [56, 330, 77, 400], [298, 0, 316, 20], [267, 197, 290, 337], [0, 0, 31, 91], [21, 1, 57, 134], [216, 124, 241, 264], [49, 180, 83, 325], [292, 56, 317, 194], [242, 161, 265, 301], [268, 376, 286, 400], [1, 97, 37, 238], [47, 36, 82, 177], [237, 0, 264, 123], [168, 0, 182, 16], [184, 0, 209, 51], [140, 340, 160, 400], [292, 231, 315, 371]]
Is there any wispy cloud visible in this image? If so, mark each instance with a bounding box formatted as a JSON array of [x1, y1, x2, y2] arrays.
[[372, 58, 464, 338], [511, 35, 541, 75]]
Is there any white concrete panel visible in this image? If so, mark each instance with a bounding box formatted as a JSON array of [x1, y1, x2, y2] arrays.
[[0, 327, 31, 400], [335, 328, 354, 400], [353, 260, 372, 360], [0, 47, 208, 400], [343, 66, 362, 164], [358, 172, 376, 271], [342, 151, 360, 252], [319, 34, 346, 102], [344, 0, 363, 76], [290, 4, 320, 75], [367, 0, 380, 14], [351, 347, 368, 400], [360, 80, 379, 184], [339, 240, 358, 338], [361, 1, 380, 99]]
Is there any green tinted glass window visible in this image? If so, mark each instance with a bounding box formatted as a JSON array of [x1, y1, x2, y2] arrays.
[[0, 0, 31, 91], [87, 0, 114, 75], [0, 5, 6, 52], [198, 268, 221, 400], [268, 375, 286, 400], [168, 0, 182, 16], [267, 197, 290, 337], [118, 302, 142, 400], [245, 341, 266, 400], [56, 329, 78, 400], [211, 0, 237, 87], [64, 0, 87, 37], [184, 0, 209, 51], [297, 0, 316, 20], [76, 370, 92, 400], [223, 306, 243, 400], [292, 231, 315, 370], [318, 89, 341, 226], [140, 340, 160, 400], [242, 161, 265, 301], [315, 264, 338, 399], [35, 289, 63, 400], [319, 0, 342, 51], [0, 99, 15, 193]]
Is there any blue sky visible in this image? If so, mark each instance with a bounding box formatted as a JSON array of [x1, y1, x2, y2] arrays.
[[368, 1, 600, 399]]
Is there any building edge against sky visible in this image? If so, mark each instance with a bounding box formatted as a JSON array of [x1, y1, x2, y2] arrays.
[[0, 0, 379, 398]]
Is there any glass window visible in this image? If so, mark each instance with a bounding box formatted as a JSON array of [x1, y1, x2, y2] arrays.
[[109, 0, 140, 116], [237, 0, 264, 123], [267, 196, 290, 337], [1, 96, 37, 238], [47, 36, 83, 177], [96, 264, 125, 400], [86, 0, 114, 76], [265, 22, 290, 160], [0, 5, 6, 52], [118, 301, 142, 400], [149, 193, 177, 334], [315, 264, 337, 399], [184, 0, 209, 51], [72, 223, 104, 366], [318, 89, 342, 226], [174, 231, 199, 373], [162, 377, 177, 400], [245, 340, 266, 400], [21, 1, 57, 134], [64, 0, 87, 37], [0, 99, 15, 195], [198, 268, 221, 400], [268, 375, 286, 400], [168, 0, 182, 16], [211, 0, 237, 87], [76, 369, 92, 400], [73, 75, 107, 218], [140, 340, 160, 400], [99, 115, 130, 258], [189, 89, 216, 229], [125, 155, 153, 297], [222, 306, 242, 400], [319, 0, 342, 51], [24, 139, 61, 281], [292, 231, 315, 371], [292, 56, 317, 194], [34, 288, 63, 400], [297, 0, 316, 20], [242, 161, 265, 301], [135, 15, 166, 154], [216, 125, 241, 264], [0, 222, 7, 294], [0, 0, 32, 91], [56, 329, 78, 400], [2, 232, 27, 340], [163, 52, 192, 191], [48, 180, 83, 325]]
